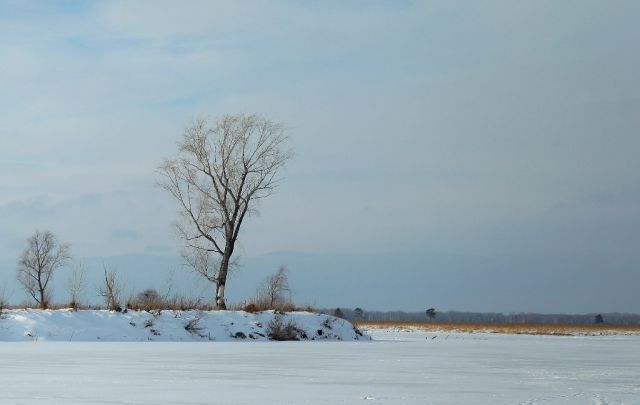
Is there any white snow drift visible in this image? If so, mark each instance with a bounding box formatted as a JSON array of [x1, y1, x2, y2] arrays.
[[0, 309, 368, 342]]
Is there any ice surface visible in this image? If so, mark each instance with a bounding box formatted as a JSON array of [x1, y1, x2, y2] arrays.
[[1, 326, 639, 404]]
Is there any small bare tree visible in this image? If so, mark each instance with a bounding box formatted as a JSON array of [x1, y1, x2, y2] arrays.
[[98, 265, 122, 311], [0, 283, 12, 315], [158, 113, 291, 309], [17, 230, 71, 309], [67, 262, 87, 310], [255, 266, 292, 310]]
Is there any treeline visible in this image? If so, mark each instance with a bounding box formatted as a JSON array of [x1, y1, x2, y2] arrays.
[[319, 308, 640, 326]]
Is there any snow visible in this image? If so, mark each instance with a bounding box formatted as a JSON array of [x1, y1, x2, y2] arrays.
[[1, 316, 639, 404], [0, 309, 368, 342]]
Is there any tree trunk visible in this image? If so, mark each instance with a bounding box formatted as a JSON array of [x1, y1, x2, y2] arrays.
[[39, 289, 46, 309], [215, 253, 231, 309], [215, 282, 226, 309], [38, 276, 47, 309]]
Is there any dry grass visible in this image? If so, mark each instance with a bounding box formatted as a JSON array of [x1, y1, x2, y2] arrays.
[[354, 321, 640, 336]]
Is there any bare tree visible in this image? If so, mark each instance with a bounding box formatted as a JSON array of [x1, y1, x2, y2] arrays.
[[0, 283, 12, 314], [98, 265, 122, 311], [255, 266, 292, 310], [17, 230, 71, 309], [67, 262, 87, 310], [158, 113, 291, 309]]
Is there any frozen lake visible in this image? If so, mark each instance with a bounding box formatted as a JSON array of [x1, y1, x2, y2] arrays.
[[1, 330, 639, 404]]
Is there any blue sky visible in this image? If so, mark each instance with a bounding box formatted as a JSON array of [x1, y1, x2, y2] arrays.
[[1, 1, 639, 312]]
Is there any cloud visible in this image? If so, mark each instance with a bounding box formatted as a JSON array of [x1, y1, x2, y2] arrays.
[[110, 228, 141, 241], [1, 1, 639, 311], [144, 245, 172, 254]]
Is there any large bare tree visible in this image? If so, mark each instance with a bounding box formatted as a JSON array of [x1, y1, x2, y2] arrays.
[[158, 113, 291, 309], [17, 230, 71, 309]]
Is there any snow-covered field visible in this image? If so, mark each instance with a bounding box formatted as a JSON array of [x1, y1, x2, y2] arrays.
[[1, 315, 639, 404]]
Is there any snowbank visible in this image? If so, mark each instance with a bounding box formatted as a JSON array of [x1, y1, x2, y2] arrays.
[[0, 309, 369, 342]]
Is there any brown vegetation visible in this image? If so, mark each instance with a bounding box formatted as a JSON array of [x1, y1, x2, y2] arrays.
[[266, 314, 304, 341], [355, 321, 640, 336]]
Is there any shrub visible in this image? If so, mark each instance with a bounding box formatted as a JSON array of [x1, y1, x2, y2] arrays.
[[128, 289, 164, 311], [165, 295, 211, 311], [243, 303, 259, 313], [123, 292, 213, 312], [266, 314, 303, 341]]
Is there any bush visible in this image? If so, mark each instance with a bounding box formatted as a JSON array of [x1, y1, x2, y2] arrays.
[[266, 314, 303, 341], [164, 295, 212, 311], [127, 289, 164, 311], [124, 291, 214, 312], [243, 303, 259, 313]]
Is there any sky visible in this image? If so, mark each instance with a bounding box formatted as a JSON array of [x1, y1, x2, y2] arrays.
[[1, 1, 639, 313]]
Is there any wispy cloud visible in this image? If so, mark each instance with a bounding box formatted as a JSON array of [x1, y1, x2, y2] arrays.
[[1, 1, 639, 311]]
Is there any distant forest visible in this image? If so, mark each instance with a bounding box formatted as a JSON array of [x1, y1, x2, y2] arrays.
[[319, 308, 640, 326]]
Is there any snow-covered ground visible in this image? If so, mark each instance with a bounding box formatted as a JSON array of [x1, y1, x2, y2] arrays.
[[1, 323, 639, 404], [0, 309, 366, 341]]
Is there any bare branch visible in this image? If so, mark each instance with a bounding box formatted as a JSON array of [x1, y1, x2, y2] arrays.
[[97, 265, 122, 311], [253, 266, 293, 310], [157, 113, 291, 309], [16, 230, 71, 309], [67, 262, 87, 310]]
